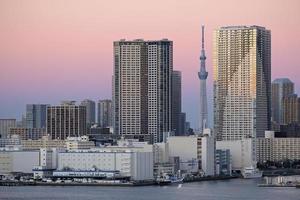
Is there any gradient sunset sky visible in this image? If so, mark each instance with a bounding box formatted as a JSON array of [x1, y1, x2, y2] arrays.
[[1, 0, 300, 128]]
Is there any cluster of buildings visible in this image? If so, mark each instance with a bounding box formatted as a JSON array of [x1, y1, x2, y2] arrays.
[[0, 25, 300, 182]]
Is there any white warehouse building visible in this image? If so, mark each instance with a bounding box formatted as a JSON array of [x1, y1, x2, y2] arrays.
[[216, 137, 256, 170], [57, 148, 153, 181]]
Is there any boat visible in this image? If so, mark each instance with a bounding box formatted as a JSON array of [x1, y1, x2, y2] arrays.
[[155, 174, 183, 186], [169, 176, 184, 184], [242, 166, 262, 179], [155, 178, 172, 186]]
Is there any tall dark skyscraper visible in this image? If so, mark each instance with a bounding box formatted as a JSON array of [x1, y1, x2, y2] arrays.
[[271, 78, 294, 124], [26, 104, 48, 129], [171, 70, 185, 135], [80, 99, 96, 127], [97, 99, 112, 128], [213, 26, 271, 140], [113, 39, 173, 143]]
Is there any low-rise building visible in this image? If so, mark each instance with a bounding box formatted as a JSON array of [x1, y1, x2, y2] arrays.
[[215, 149, 232, 176], [216, 137, 256, 171], [57, 148, 153, 181], [9, 128, 47, 140], [0, 150, 39, 175], [21, 136, 66, 150], [167, 131, 215, 175], [256, 131, 300, 163], [65, 136, 95, 150], [0, 135, 21, 148]]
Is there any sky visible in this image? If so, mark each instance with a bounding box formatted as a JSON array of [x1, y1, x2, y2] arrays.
[[0, 0, 300, 128]]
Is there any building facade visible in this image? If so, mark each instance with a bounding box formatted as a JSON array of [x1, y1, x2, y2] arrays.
[[215, 149, 232, 176], [271, 78, 294, 124], [113, 39, 173, 143], [0, 119, 16, 139], [282, 94, 300, 125], [47, 101, 86, 140], [256, 131, 300, 163], [213, 26, 271, 140], [97, 99, 112, 128], [171, 71, 183, 136], [216, 138, 256, 170], [9, 128, 47, 140], [80, 99, 96, 127], [21, 136, 66, 150], [57, 148, 153, 181], [0, 150, 39, 174], [26, 104, 48, 129]]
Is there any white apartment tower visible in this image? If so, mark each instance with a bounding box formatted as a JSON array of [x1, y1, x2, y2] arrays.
[[213, 26, 271, 140], [113, 39, 173, 144]]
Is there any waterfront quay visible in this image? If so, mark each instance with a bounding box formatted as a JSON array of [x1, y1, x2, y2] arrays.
[[0, 175, 238, 187]]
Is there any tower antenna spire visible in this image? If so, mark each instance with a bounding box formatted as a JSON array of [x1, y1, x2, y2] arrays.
[[202, 25, 205, 50], [198, 24, 208, 134]]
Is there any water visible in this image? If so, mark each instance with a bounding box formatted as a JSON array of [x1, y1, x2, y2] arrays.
[[0, 178, 299, 200]]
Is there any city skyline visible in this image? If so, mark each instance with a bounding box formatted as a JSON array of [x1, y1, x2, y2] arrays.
[[1, 0, 300, 129]]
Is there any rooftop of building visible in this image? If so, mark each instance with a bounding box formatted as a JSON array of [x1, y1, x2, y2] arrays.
[[218, 25, 268, 30], [272, 78, 294, 84], [114, 38, 172, 44]]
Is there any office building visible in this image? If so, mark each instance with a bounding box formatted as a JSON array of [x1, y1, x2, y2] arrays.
[[9, 127, 46, 140], [46, 101, 87, 140], [178, 112, 186, 135], [213, 26, 271, 140], [0, 119, 16, 139], [278, 123, 300, 137], [80, 99, 96, 127], [171, 71, 184, 136], [282, 94, 300, 124], [26, 104, 48, 129], [113, 39, 173, 143], [97, 99, 112, 128], [198, 26, 209, 134], [271, 78, 294, 124]]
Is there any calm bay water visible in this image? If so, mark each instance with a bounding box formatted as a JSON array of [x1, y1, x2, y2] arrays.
[[0, 178, 299, 200]]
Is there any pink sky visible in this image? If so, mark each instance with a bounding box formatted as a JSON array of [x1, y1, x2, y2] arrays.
[[1, 0, 300, 127]]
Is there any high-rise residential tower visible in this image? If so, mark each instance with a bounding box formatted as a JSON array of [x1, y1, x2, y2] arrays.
[[80, 99, 96, 127], [198, 25, 208, 134], [46, 101, 86, 140], [113, 39, 173, 143], [271, 78, 294, 124], [97, 99, 112, 128], [213, 26, 271, 140], [26, 104, 48, 128]]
